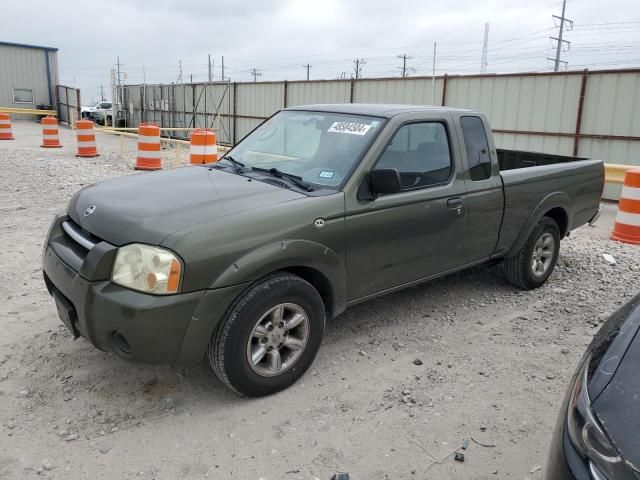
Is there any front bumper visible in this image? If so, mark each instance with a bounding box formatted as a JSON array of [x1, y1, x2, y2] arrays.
[[43, 244, 205, 364], [42, 214, 248, 366]]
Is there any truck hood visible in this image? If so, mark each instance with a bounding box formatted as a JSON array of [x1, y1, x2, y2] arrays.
[[68, 166, 305, 246]]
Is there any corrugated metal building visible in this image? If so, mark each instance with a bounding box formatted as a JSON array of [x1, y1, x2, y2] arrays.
[[0, 41, 59, 110]]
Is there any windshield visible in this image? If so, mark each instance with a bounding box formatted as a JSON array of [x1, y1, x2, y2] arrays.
[[228, 111, 384, 188]]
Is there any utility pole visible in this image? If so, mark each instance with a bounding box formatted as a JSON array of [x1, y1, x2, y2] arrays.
[[115, 56, 123, 108], [353, 58, 366, 79], [98, 85, 105, 101], [110, 67, 116, 125], [548, 0, 573, 71], [431, 43, 437, 105], [303, 63, 312, 81], [208, 54, 212, 83], [250, 68, 262, 82], [397, 54, 414, 77], [481, 23, 490, 73], [221, 56, 225, 81], [141, 66, 146, 120]]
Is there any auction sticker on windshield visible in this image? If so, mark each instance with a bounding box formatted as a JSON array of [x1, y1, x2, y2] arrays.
[[328, 122, 372, 135]]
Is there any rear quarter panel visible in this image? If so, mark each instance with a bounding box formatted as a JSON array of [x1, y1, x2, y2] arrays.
[[496, 159, 603, 255]]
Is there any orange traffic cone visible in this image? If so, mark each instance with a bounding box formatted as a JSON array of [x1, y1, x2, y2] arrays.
[[611, 167, 640, 245], [75, 120, 99, 157], [0, 113, 14, 140], [190, 128, 218, 164], [41, 116, 62, 148], [135, 123, 162, 170]]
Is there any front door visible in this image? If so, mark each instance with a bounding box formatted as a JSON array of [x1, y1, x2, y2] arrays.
[[345, 121, 468, 301]]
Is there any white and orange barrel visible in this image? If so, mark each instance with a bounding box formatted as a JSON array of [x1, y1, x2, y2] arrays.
[[135, 123, 162, 170], [611, 168, 640, 245], [0, 112, 14, 140], [75, 120, 99, 157], [190, 128, 218, 164], [41, 116, 62, 148]]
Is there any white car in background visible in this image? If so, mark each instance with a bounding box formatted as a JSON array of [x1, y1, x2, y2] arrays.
[[81, 101, 112, 120]]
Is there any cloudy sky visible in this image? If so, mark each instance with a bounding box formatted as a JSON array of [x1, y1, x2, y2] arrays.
[[3, 0, 639, 104]]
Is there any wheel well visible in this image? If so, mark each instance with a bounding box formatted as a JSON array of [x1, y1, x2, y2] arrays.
[[282, 266, 334, 317], [544, 207, 569, 237]]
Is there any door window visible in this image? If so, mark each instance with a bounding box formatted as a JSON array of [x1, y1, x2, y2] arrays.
[[461, 116, 492, 181], [376, 122, 451, 191]]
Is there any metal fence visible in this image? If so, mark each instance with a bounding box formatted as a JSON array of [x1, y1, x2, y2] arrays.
[[56, 85, 81, 126], [122, 68, 640, 197], [122, 82, 233, 144]]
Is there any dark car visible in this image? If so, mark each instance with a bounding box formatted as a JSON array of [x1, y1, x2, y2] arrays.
[[546, 293, 640, 479]]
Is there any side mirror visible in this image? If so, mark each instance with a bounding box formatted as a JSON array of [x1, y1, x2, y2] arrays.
[[370, 168, 402, 196]]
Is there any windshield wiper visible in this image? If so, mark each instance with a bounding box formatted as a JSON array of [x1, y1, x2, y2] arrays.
[[251, 167, 315, 192], [219, 155, 246, 173]]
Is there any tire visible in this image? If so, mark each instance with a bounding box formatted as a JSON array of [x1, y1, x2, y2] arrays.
[[207, 273, 325, 397], [504, 216, 561, 290]]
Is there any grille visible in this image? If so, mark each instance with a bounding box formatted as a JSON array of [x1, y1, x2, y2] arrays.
[[61, 220, 100, 251]]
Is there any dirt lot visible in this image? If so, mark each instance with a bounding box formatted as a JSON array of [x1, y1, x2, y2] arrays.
[[1, 120, 639, 480]]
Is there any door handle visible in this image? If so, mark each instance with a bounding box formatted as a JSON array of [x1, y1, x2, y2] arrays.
[[447, 197, 463, 208]]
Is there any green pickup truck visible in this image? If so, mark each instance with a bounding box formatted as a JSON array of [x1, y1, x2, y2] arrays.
[[42, 104, 603, 396]]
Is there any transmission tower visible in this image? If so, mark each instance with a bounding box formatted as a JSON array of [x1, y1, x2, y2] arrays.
[[548, 0, 573, 71], [480, 23, 490, 73]]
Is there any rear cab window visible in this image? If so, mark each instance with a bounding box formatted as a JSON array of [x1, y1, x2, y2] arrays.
[[460, 116, 492, 181]]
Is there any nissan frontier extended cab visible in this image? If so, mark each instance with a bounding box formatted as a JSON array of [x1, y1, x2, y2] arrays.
[[42, 104, 603, 396]]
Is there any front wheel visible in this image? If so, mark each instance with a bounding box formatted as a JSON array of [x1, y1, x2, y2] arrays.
[[207, 273, 325, 397], [504, 217, 561, 290]]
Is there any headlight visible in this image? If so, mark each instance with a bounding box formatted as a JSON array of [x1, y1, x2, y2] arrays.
[[111, 244, 182, 295], [566, 355, 636, 479]]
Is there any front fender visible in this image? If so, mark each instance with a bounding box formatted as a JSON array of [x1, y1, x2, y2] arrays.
[[174, 240, 346, 367], [507, 191, 571, 257], [211, 239, 347, 316]]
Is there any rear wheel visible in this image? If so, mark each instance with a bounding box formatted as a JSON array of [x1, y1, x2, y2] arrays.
[[504, 216, 561, 290], [207, 273, 325, 397]]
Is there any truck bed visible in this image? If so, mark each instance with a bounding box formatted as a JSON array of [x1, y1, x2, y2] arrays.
[[494, 157, 604, 257], [497, 149, 586, 171]]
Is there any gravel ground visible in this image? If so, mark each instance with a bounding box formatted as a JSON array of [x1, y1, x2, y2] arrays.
[[1, 120, 639, 480]]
